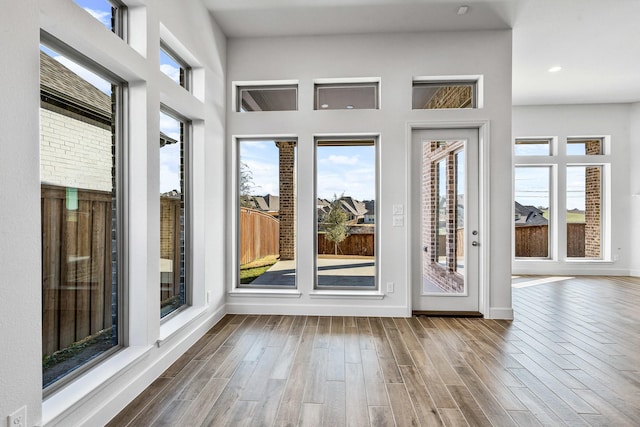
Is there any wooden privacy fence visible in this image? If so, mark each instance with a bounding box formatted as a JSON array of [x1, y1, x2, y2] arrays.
[[240, 208, 280, 265], [515, 223, 586, 258], [41, 184, 113, 356], [318, 233, 375, 256]]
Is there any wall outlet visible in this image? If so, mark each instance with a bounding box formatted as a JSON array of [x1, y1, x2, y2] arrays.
[[386, 282, 394, 293], [8, 406, 27, 427]]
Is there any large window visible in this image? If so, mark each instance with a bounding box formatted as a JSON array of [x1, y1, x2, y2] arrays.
[[514, 137, 608, 261], [315, 139, 377, 289], [159, 109, 189, 317], [514, 167, 551, 258], [40, 42, 123, 390], [237, 139, 297, 287]]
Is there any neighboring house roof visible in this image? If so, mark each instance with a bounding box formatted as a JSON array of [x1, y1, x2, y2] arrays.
[[250, 194, 279, 213], [364, 200, 375, 216], [40, 51, 111, 120], [160, 132, 178, 147], [515, 202, 548, 225]]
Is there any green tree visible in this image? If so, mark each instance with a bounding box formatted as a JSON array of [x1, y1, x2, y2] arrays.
[[239, 161, 255, 208], [322, 194, 348, 255]]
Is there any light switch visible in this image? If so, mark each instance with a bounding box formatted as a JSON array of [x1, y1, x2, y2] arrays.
[[393, 204, 404, 215], [392, 215, 404, 227]]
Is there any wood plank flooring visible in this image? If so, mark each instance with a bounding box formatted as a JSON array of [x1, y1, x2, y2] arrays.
[[108, 276, 640, 426]]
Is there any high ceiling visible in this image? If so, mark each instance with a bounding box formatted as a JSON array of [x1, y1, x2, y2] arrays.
[[203, 0, 640, 106]]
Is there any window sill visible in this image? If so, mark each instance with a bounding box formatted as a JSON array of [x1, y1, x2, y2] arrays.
[[157, 306, 207, 347], [309, 290, 385, 299], [563, 259, 613, 264], [42, 345, 153, 426], [228, 288, 302, 298]]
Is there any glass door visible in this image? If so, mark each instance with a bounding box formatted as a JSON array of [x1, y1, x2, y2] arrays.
[[411, 129, 480, 313]]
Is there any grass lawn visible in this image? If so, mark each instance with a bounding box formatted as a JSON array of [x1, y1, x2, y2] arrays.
[[240, 255, 278, 284]]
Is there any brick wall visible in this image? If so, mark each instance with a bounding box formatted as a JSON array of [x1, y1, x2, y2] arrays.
[[40, 106, 112, 191], [426, 85, 472, 109], [585, 140, 601, 258], [277, 141, 296, 260], [422, 142, 464, 293]]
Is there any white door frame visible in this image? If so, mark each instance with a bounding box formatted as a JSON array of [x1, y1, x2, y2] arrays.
[[406, 120, 491, 317]]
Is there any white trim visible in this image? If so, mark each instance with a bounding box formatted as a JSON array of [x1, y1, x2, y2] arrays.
[[489, 307, 514, 320], [157, 305, 208, 346], [406, 120, 491, 317], [630, 269, 640, 277], [228, 289, 302, 298], [226, 303, 405, 317], [42, 346, 154, 426], [309, 290, 385, 299], [313, 76, 380, 84]]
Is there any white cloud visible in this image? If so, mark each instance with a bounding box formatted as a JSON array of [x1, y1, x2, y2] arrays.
[[84, 7, 111, 27], [161, 64, 181, 85], [53, 56, 112, 95], [160, 113, 181, 141], [321, 154, 359, 166], [159, 144, 181, 193]]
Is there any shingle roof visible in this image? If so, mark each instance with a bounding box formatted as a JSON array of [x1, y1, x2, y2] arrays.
[[40, 51, 112, 119]]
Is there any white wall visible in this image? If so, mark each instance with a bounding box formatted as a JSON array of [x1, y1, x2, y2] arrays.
[[0, 1, 43, 426], [513, 104, 632, 276], [1, 0, 226, 426], [630, 103, 640, 277], [226, 30, 513, 319]]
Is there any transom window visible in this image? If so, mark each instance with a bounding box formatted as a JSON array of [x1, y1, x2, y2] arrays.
[[314, 82, 379, 110], [236, 84, 298, 112], [160, 43, 191, 90], [412, 80, 477, 109], [73, 0, 126, 37]]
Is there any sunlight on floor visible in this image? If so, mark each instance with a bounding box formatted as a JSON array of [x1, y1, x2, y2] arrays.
[[511, 276, 575, 288]]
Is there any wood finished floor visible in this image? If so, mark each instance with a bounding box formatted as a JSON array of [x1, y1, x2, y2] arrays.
[[108, 276, 640, 426]]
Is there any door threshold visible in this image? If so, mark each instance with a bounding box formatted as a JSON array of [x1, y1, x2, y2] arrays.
[[412, 311, 483, 318]]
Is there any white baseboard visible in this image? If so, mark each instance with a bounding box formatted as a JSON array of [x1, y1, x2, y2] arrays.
[[488, 307, 514, 320], [630, 268, 640, 277], [226, 302, 409, 317]]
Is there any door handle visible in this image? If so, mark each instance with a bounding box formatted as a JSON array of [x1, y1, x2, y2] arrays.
[[472, 241, 479, 247]]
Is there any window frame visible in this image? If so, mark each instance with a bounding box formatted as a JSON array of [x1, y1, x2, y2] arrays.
[[412, 77, 479, 110], [235, 137, 298, 289], [235, 83, 299, 112], [314, 136, 379, 291], [159, 105, 192, 320], [313, 81, 380, 110], [160, 42, 192, 91], [40, 35, 128, 395], [513, 136, 611, 262]]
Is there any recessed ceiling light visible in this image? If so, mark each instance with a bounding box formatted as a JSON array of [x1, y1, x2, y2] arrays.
[[321, 104, 329, 109], [457, 5, 469, 15], [346, 105, 354, 109], [548, 66, 562, 73]]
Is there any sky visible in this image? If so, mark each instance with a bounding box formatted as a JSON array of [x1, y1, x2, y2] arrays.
[[515, 166, 589, 210], [241, 141, 376, 201]]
